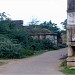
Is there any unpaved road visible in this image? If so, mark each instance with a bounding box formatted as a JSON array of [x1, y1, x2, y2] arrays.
[[0, 48, 67, 75]]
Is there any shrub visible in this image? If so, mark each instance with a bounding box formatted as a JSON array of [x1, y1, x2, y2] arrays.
[[52, 45, 60, 50], [28, 39, 54, 51], [0, 36, 35, 59], [21, 48, 34, 57], [0, 37, 23, 59], [41, 39, 54, 50], [58, 43, 67, 48], [0, 42, 23, 59]]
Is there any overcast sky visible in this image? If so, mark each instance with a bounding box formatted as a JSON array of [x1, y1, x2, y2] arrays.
[[0, 0, 67, 28]]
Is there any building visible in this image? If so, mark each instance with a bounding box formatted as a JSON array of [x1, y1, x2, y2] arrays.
[[11, 20, 23, 27], [31, 33, 57, 44]]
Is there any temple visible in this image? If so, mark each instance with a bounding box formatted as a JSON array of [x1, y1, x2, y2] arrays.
[[67, 0, 75, 66]]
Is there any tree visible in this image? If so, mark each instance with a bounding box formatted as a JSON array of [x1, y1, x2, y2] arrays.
[[0, 12, 11, 21], [61, 19, 67, 30], [29, 18, 39, 28], [0, 12, 11, 33], [0, 20, 11, 33], [40, 20, 60, 32]]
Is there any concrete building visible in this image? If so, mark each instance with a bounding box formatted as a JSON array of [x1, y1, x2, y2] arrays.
[[31, 33, 57, 44]]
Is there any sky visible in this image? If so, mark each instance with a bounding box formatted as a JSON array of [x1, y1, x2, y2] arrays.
[[0, 0, 67, 29]]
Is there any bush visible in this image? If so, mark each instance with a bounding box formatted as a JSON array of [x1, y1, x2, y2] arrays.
[[28, 39, 54, 51], [0, 42, 35, 59], [21, 48, 34, 57], [0, 42, 23, 59], [0, 37, 23, 59], [0, 36, 36, 59], [52, 45, 60, 50], [58, 43, 67, 48], [40, 39, 54, 50]]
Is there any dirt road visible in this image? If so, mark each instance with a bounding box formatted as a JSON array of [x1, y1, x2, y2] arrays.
[[0, 48, 67, 75]]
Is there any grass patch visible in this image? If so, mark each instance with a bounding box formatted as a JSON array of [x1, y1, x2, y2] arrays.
[[34, 50, 47, 56], [60, 60, 75, 74], [21, 50, 47, 58], [62, 66, 75, 74]]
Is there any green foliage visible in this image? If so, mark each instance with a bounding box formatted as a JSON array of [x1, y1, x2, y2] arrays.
[[27, 39, 57, 51], [0, 15, 62, 59], [62, 66, 75, 74], [58, 43, 68, 48], [40, 20, 59, 33], [27, 39, 42, 51], [0, 20, 11, 33], [0, 37, 23, 59], [0, 36, 34, 59], [41, 39, 54, 50], [66, 67, 75, 74], [52, 45, 60, 50], [21, 48, 34, 57], [61, 19, 67, 30], [60, 60, 75, 74]]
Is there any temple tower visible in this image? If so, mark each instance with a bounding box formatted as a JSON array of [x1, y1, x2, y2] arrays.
[[67, 0, 75, 66]]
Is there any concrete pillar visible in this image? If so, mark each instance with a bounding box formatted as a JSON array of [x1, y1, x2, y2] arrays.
[[68, 46, 73, 57]]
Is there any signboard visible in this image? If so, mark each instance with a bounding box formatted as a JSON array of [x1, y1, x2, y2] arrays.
[[67, 12, 75, 25]]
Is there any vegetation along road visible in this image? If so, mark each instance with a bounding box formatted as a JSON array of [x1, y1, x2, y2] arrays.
[[0, 48, 67, 75]]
